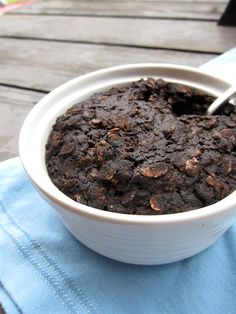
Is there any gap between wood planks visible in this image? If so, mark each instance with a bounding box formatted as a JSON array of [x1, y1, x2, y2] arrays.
[[0, 82, 47, 94], [5, 12, 221, 22]]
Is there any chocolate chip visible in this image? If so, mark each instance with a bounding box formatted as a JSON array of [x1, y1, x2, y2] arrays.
[[108, 128, 120, 135], [175, 84, 190, 94], [49, 131, 62, 147], [226, 120, 236, 128], [188, 147, 202, 158], [59, 143, 75, 156], [204, 118, 216, 130], [66, 106, 81, 115], [212, 131, 222, 140], [95, 140, 110, 162], [140, 165, 169, 178], [163, 126, 175, 136], [184, 158, 200, 175], [74, 193, 82, 202], [220, 128, 236, 141], [89, 168, 99, 179], [62, 179, 75, 188], [107, 128, 120, 140], [149, 196, 162, 211], [91, 118, 102, 126], [226, 160, 233, 174], [206, 174, 230, 198], [65, 116, 78, 127], [104, 169, 117, 181]]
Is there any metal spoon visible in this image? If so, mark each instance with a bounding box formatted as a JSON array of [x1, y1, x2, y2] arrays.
[[207, 84, 236, 115]]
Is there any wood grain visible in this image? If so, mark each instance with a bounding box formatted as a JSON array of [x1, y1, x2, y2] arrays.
[[0, 38, 216, 91], [0, 85, 45, 161], [0, 15, 235, 53], [0, 2, 232, 314], [11, 0, 227, 21]]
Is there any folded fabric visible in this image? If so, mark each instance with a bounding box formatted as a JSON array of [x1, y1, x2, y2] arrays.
[[1, 158, 236, 314]]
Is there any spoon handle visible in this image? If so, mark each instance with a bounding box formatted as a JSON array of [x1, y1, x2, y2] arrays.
[[207, 85, 236, 115]]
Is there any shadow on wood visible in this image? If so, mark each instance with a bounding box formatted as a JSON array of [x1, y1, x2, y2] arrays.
[[219, 0, 236, 26]]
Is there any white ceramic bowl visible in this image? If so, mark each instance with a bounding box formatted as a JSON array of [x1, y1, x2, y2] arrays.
[[19, 64, 236, 265]]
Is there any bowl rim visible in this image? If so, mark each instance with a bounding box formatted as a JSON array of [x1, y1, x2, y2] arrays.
[[19, 63, 236, 225]]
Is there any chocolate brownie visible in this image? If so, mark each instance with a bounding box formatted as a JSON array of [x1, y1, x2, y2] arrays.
[[45, 78, 236, 215]]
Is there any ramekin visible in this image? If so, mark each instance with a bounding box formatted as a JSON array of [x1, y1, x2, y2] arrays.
[[19, 64, 236, 265]]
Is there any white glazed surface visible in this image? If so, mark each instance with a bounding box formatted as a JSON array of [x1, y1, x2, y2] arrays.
[[19, 64, 236, 265]]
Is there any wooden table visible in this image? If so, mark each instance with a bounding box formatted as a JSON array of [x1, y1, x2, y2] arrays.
[[0, 1, 235, 312], [0, 0, 236, 163]]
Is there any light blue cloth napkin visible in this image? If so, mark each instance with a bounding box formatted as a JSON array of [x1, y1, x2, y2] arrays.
[[1, 158, 236, 314], [1, 49, 236, 313]]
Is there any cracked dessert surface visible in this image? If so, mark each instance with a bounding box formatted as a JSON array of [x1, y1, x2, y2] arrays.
[[46, 78, 236, 215]]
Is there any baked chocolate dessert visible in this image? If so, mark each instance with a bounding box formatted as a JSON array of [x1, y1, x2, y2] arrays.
[[46, 78, 236, 215]]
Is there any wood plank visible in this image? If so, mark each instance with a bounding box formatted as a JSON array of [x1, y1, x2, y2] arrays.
[[0, 85, 44, 107], [0, 85, 45, 161], [0, 15, 235, 53], [10, 0, 228, 21], [0, 38, 216, 91]]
